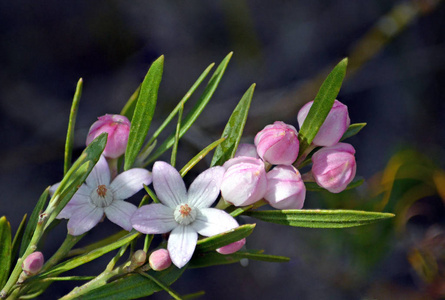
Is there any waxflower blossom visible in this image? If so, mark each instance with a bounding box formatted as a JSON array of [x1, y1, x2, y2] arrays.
[[22, 252, 44, 276], [264, 165, 306, 209], [131, 161, 239, 268], [297, 100, 350, 147], [254, 121, 299, 165], [234, 143, 259, 159], [311, 143, 356, 193], [56, 155, 152, 236], [220, 156, 268, 206], [216, 238, 246, 255], [86, 114, 131, 159], [149, 249, 172, 271]]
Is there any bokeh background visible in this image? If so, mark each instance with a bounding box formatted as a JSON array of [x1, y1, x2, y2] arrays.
[[1, 1, 445, 299]]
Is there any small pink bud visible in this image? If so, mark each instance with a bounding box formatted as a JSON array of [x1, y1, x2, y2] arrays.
[[264, 165, 306, 209], [311, 143, 356, 193], [254, 121, 299, 165], [149, 249, 172, 271], [234, 143, 259, 159], [221, 157, 268, 206], [86, 114, 131, 159], [297, 100, 350, 147], [22, 251, 44, 276], [216, 238, 246, 254]]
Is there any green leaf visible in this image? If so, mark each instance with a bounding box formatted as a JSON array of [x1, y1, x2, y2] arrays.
[[20, 188, 49, 256], [298, 58, 348, 157], [189, 249, 289, 268], [196, 224, 256, 252], [68, 230, 128, 257], [170, 103, 184, 167], [0, 216, 12, 289], [244, 209, 394, 228], [147, 52, 233, 164], [11, 214, 27, 266], [79, 267, 185, 300], [211, 83, 255, 167], [305, 177, 365, 192], [120, 84, 141, 120], [340, 123, 367, 141], [64, 78, 83, 175], [124, 56, 164, 170]]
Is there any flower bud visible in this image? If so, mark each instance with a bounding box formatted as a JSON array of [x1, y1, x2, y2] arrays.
[[216, 238, 246, 255], [297, 100, 350, 147], [86, 114, 131, 159], [149, 249, 172, 271], [311, 143, 356, 193], [221, 157, 268, 206], [132, 250, 147, 267], [254, 121, 299, 165], [234, 143, 259, 159], [264, 165, 306, 209], [22, 251, 44, 276]]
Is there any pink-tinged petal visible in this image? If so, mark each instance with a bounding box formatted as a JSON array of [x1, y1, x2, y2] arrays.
[[104, 200, 137, 231], [131, 204, 177, 234], [216, 238, 246, 254], [191, 208, 239, 237], [67, 204, 104, 236], [110, 168, 152, 200], [152, 161, 187, 208], [168, 225, 198, 268], [56, 193, 91, 219], [85, 155, 110, 187], [187, 166, 225, 208]]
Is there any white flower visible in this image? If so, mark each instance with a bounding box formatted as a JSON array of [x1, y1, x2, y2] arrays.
[[55, 155, 152, 236], [131, 161, 239, 268]]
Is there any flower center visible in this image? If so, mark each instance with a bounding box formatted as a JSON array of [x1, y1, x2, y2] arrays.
[[90, 184, 114, 208], [174, 204, 197, 225]]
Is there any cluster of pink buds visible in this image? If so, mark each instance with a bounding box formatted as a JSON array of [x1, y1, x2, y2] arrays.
[[220, 99, 357, 209]]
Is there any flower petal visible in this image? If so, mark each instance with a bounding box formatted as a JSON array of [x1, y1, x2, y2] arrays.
[[168, 225, 198, 268], [110, 168, 152, 200], [187, 166, 225, 208], [85, 155, 110, 187], [57, 193, 91, 219], [67, 204, 104, 236], [104, 200, 137, 231], [131, 204, 177, 234], [191, 208, 239, 237], [152, 161, 187, 208]]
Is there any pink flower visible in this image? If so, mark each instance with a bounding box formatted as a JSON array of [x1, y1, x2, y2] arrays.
[[149, 249, 172, 271], [254, 121, 299, 165], [22, 252, 44, 276], [86, 114, 131, 159], [234, 143, 259, 159], [131, 162, 239, 268], [297, 100, 350, 147], [220, 156, 268, 206], [311, 143, 356, 193], [264, 165, 306, 209], [216, 238, 246, 254], [55, 155, 152, 235]]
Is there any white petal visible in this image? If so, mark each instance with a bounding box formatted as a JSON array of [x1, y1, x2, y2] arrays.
[[110, 168, 152, 200], [191, 208, 239, 237], [85, 155, 110, 187], [104, 200, 137, 231], [152, 161, 187, 208], [187, 166, 225, 208], [56, 194, 90, 219], [131, 204, 177, 234], [67, 204, 104, 236], [168, 225, 198, 268]]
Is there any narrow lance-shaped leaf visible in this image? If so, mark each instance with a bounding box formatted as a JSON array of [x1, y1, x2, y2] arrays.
[[211, 83, 255, 166], [120, 84, 141, 120], [340, 123, 367, 141], [298, 58, 348, 157], [10, 214, 27, 267], [0, 216, 12, 289], [196, 224, 256, 252], [146, 52, 233, 164], [124, 55, 164, 170], [244, 209, 395, 228]]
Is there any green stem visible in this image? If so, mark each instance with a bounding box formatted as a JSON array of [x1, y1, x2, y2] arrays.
[[40, 234, 84, 273]]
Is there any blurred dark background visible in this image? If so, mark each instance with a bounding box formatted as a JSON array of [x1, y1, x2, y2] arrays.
[[1, 1, 445, 299]]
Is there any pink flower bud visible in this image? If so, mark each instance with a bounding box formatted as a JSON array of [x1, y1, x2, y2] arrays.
[[234, 143, 259, 159], [311, 143, 356, 193], [297, 100, 350, 147], [86, 114, 131, 159], [216, 238, 246, 254], [254, 121, 299, 165], [149, 249, 172, 271], [264, 165, 306, 209], [22, 251, 44, 276], [221, 157, 268, 206]]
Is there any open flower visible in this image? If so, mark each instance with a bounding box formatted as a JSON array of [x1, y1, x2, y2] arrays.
[[56, 155, 152, 236], [131, 161, 239, 268]]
